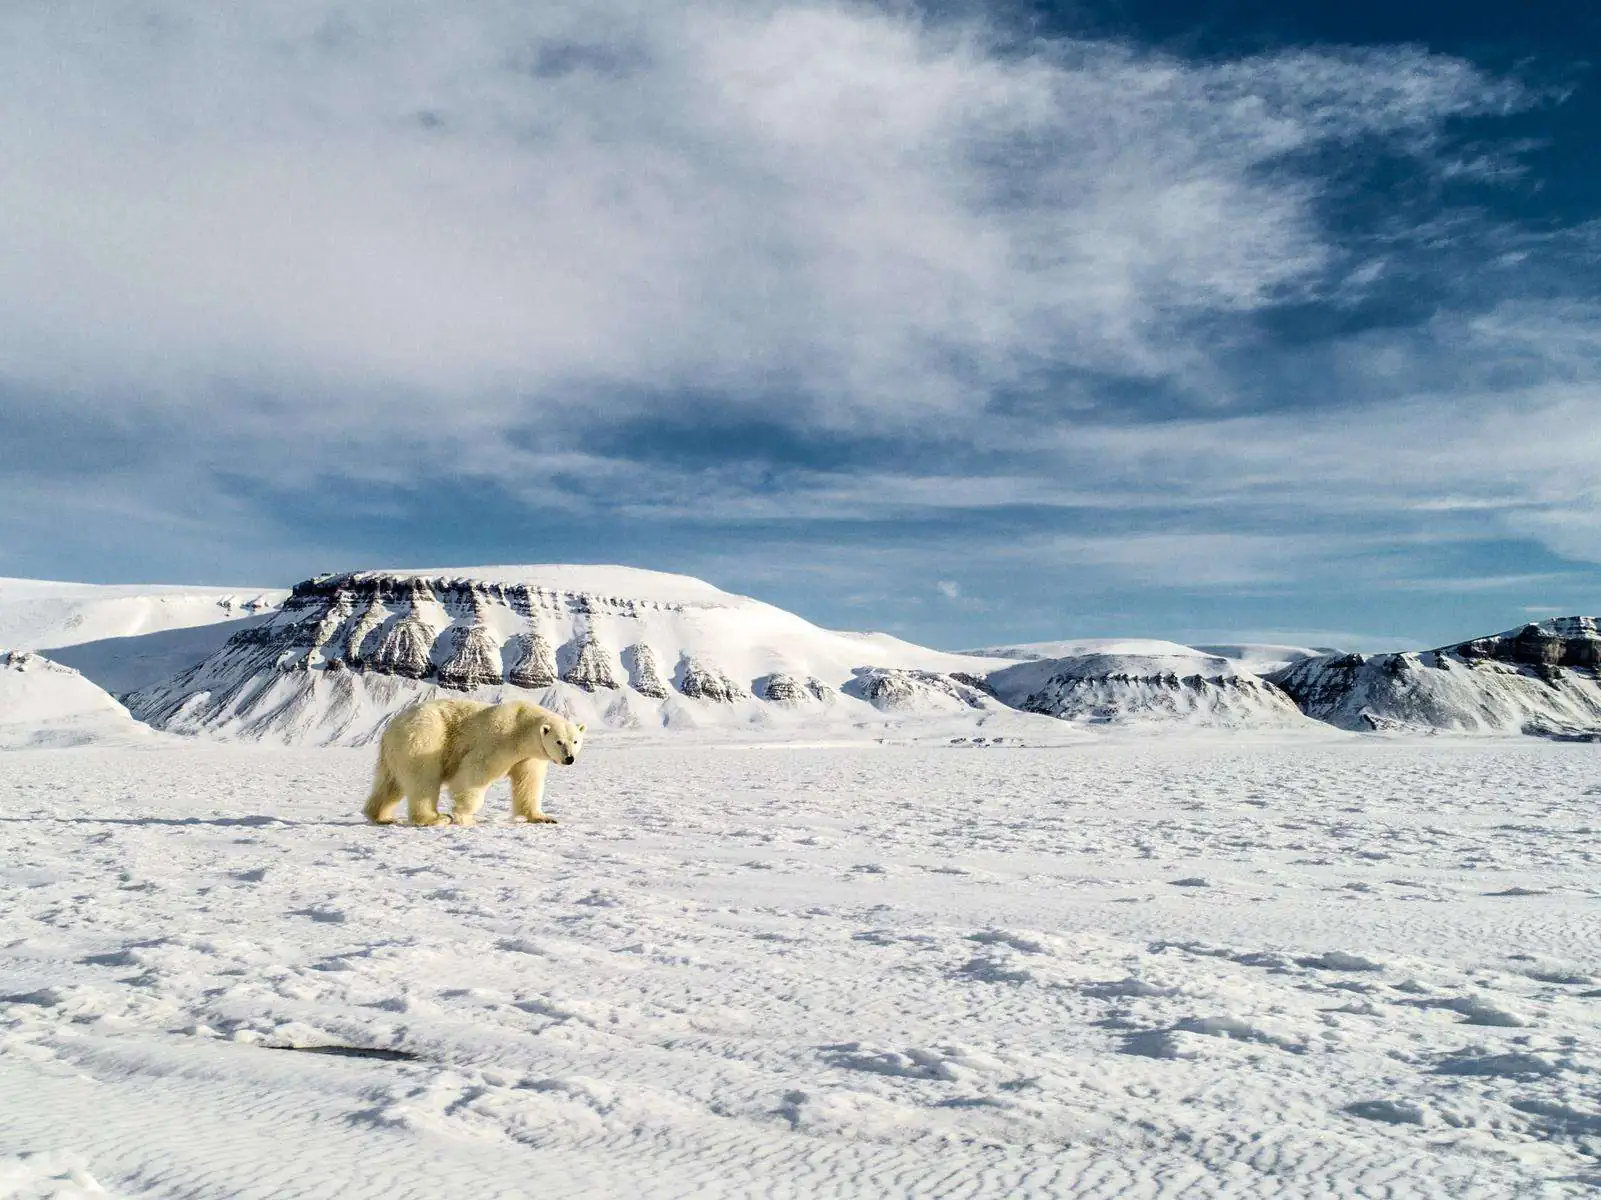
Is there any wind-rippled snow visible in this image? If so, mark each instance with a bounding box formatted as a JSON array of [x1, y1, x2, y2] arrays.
[[2, 738, 1600, 1197]]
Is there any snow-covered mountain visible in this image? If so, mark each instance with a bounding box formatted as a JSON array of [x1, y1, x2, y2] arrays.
[[1189, 643, 1337, 675], [0, 577, 283, 650], [0, 650, 160, 749], [968, 638, 1209, 661], [986, 650, 1310, 729], [124, 566, 1029, 745], [1269, 617, 1601, 737], [9, 566, 1593, 744], [973, 638, 1332, 676]]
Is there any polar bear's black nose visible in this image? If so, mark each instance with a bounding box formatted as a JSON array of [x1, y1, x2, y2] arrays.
[[564, 754, 575, 765]]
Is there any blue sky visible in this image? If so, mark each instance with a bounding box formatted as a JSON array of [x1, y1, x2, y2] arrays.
[[1, 0, 1598, 650]]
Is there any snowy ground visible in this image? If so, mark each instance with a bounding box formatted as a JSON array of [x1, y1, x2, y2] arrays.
[[2, 737, 1600, 1198]]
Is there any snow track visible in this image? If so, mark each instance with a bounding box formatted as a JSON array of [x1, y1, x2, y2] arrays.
[[2, 741, 1599, 1197]]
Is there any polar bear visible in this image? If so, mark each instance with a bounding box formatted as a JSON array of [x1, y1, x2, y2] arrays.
[[362, 699, 585, 827]]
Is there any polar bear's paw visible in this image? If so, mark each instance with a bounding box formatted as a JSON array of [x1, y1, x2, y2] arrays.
[[451, 813, 477, 827], [521, 813, 559, 824], [412, 814, 453, 827]]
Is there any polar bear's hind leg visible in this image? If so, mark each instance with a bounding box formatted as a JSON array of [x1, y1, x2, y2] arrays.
[[402, 768, 450, 827], [363, 759, 404, 825]]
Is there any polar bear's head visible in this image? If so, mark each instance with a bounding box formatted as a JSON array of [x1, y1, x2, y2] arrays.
[[537, 717, 585, 766]]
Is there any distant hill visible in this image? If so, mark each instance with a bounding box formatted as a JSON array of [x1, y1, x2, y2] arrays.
[[0, 650, 160, 749], [1269, 618, 1601, 738]]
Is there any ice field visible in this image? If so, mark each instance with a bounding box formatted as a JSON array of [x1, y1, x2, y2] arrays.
[[3, 737, 1600, 1197]]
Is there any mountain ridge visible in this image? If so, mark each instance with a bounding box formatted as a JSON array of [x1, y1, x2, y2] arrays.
[[121, 567, 1027, 745], [3, 567, 1596, 744], [1269, 616, 1601, 737]]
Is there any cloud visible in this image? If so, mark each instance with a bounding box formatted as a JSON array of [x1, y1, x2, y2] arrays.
[[935, 579, 961, 599], [1, 2, 1519, 439], [2, 0, 1596, 641]]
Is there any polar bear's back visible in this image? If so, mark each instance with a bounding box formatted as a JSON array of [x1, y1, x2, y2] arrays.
[[381, 697, 488, 761]]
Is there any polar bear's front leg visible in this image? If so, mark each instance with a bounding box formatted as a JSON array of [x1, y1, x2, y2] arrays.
[[509, 758, 556, 824]]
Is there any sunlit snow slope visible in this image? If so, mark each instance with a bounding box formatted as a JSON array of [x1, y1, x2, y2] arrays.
[[0, 578, 283, 650], [0, 651, 158, 749]]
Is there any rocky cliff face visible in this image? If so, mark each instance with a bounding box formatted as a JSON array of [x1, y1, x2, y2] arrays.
[[1269, 618, 1601, 737], [1451, 617, 1601, 671], [65, 567, 1601, 744], [507, 630, 558, 689], [562, 632, 619, 691], [127, 572, 740, 738], [623, 643, 669, 699], [676, 657, 747, 702], [757, 672, 834, 705]]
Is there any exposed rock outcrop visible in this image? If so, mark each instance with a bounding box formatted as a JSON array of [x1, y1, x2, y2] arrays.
[[984, 653, 1307, 727], [623, 643, 669, 699], [845, 668, 990, 712], [677, 657, 747, 702], [303, 589, 355, 669], [506, 629, 558, 689], [758, 672, 834, 705], [344, 597, 389, 667], [437, 622, 504, 690], [367, 579, 445, 680], [1452, 617, 1601, 670], [116, 566, 1032, 743], [562, 632, 619, 691], [1021, 670, 1300, 726], [90, 569, 1601, 744]]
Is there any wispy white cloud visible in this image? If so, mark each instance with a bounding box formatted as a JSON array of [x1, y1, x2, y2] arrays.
[[0, 2, 1519, 435]]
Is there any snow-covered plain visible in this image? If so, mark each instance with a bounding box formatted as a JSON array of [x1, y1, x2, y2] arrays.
[[4, 736, 1600, 1198]]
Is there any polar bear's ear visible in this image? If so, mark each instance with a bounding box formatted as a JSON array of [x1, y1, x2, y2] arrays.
[[540, 723, 551, 735], [576, 723, 586, 733]]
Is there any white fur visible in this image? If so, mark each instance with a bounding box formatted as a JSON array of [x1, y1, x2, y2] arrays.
[[362, 699, 585, 827]]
